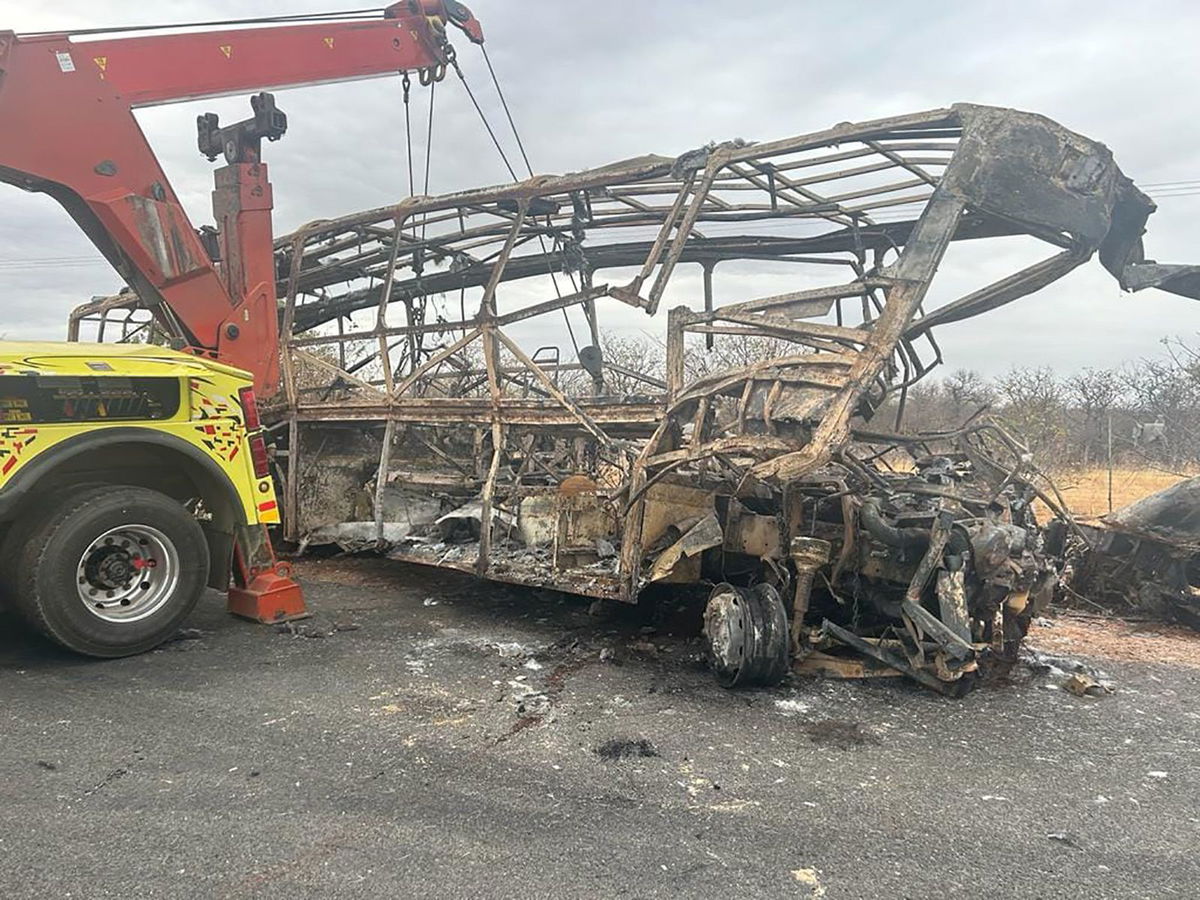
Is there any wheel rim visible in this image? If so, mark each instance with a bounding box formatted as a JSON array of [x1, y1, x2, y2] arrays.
[[704, 585, 748, 684], [703, 582, 790, 688], [76, 524, 180, 623]]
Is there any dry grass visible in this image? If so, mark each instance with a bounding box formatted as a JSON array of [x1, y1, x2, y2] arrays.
[[1046, 466, 1196, 519], [1026, 613, 1200, 668]]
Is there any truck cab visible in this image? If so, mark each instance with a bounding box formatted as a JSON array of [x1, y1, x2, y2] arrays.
[[0, 341, 284, 656]]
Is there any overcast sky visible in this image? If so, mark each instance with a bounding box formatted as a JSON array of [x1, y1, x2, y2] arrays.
[[2, 0, 1199, 378]]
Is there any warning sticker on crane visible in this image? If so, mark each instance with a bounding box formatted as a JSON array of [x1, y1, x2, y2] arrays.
[[220, 45, 232, 59], [55, 50, 76, 73]]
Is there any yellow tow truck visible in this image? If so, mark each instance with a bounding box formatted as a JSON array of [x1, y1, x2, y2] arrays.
[[0, 5, 480, 654], [0, 343, 295, 656]]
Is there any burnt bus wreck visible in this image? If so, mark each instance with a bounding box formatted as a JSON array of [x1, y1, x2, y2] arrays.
[[73, 103, 1200, 692], [1071, 477, 1200, 631]]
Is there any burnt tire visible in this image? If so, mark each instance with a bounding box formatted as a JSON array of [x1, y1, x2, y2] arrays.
[[703, 582, 790, 688], [9, 486, 209, 658]]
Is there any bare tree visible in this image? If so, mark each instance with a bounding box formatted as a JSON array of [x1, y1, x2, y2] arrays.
[[875, 369, 993, 433], [1121, 338, 1200, 467], [994, 366, 1068, 458], [683, 334, 805, 383], [1067, 367, 1123, 465], [944, 368, 995, 409]]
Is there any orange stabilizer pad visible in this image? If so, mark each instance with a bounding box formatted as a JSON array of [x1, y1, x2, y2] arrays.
[[227, 565, 309, 624]]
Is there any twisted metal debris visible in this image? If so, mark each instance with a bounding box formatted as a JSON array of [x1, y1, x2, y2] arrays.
[[72, 103, 1199, 690]]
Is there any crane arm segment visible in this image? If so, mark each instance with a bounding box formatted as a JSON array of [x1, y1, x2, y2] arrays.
[[63, 3, 483, 108], [0, 2, 483, 395]]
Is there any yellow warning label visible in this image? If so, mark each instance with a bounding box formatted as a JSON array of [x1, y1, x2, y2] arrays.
[[323, 37, 335, 49], [219, 45, 232, 59], [93, 56, 107, 71]]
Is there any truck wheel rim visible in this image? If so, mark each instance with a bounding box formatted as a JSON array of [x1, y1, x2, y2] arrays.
[[76, 524, 181, 623]]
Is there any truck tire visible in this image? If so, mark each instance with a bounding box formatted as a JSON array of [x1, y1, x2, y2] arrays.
[[0, 484, 90, 610], [8, 486, 209, 657]]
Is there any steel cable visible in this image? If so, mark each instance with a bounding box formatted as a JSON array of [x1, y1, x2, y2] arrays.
[[450, 49, 581, 358]]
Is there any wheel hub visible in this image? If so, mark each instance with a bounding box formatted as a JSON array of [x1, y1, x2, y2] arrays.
[[76, 525, 180, 623], [92, 548, 134, 587]]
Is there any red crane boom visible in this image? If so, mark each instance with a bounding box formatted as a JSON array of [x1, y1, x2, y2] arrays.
[[0, 1, 484, 396]]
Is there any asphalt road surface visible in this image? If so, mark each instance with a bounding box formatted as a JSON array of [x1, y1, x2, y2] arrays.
[[2, 557, 1198, 899]]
